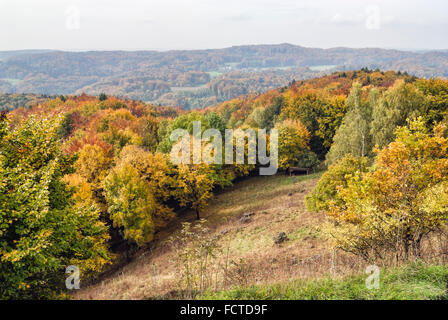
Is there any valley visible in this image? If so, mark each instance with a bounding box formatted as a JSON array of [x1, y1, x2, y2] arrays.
[[1, 44, 447, 110]]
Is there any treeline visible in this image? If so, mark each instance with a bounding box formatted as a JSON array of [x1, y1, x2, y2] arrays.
[[3, 44, 448, 109], [305, 79, 448, 263], [1, 91, 312, 298], [0, 93, 54, 111], [209, 69, 415, 159], [132, 67, 323, 109], [2, 69, 448, 298], [207, 68, 448, 262]]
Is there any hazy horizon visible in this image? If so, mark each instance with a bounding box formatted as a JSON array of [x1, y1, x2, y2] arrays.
[[1, 44, 447, 53], [1, 0, 447, 52]]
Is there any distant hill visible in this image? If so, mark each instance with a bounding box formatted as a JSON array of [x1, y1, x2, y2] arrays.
[[0, 44, 447, 109], [0, 50, 56, 61]]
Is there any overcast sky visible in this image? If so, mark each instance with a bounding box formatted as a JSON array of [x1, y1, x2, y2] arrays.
[[0, 0, 447, 51]]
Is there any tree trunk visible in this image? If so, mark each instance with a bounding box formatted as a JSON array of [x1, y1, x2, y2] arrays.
[[414, 234, 423, 258], [196, 208, 200, 220], [404, 238, 410, 261]]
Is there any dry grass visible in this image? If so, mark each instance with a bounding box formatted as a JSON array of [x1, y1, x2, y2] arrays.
[[73, 173, 365, 300]]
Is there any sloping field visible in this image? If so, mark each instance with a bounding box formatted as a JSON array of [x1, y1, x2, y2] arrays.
[[74, 173, 368, 300]]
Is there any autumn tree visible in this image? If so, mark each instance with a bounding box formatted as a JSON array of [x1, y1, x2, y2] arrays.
[[135, 115, 160, 151], [75, 144, 113, 185], [0, 114, 110, 299], [63, 173, 97, 207], [157, 112, 209, 153], [99, 109, 142, 151], [174, 164, 215, 220], [415, 78, 448, 126], [103, 146, 176, 245], [306, 155, 369, 212], [325, 118, 448, 261], [281, 89, 327, 157], [204, 112, 226, 135], [103, 163, 157, 245], [114, 145, 176, 229], [276, 119, 317, 170], [315, 95, 347, 150], [248, 96, 283, 130]]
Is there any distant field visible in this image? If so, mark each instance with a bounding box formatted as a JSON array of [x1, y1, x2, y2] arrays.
[[170, 84, 209, 92], [309, 65, 337, 71], [254, 66, 296, 71], [207, 71, 223, 79]]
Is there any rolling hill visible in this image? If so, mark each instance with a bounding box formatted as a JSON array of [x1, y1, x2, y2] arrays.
[[0, 44, 447, 109]]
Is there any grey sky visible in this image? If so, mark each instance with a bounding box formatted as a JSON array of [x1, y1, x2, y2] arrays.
[[0, 0, 447, 51]]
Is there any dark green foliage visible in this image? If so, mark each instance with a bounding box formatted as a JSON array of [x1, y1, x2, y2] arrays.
[[58, 112, 75, 139], [257, 96, 283, 130], [204, 112, 227, 135], [99, 93, 107, 101]]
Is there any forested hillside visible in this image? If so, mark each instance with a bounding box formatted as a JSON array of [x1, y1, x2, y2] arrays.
[[2, 69, 448, 299], [1, 44, 447, 109], [0, 93, 53, 111]]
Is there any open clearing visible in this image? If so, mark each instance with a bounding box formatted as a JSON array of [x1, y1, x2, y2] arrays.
[[74, 173, 380, 300]]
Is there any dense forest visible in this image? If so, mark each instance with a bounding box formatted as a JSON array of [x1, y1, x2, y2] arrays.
[[0, 93, 55, 111], [1, 69, 448, 299], [1, 44, 448, 109]]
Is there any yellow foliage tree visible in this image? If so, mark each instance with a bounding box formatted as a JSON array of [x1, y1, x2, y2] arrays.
[[276, 119, 317, 170], [75, 144, 113, 185], [175, 164, 215, 220], [63, 173, 96, 206], [103, 163, 157, 245], [103, 145, 177, 245], [116, 145, 176, 228], [326, 117, 448, 261]]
